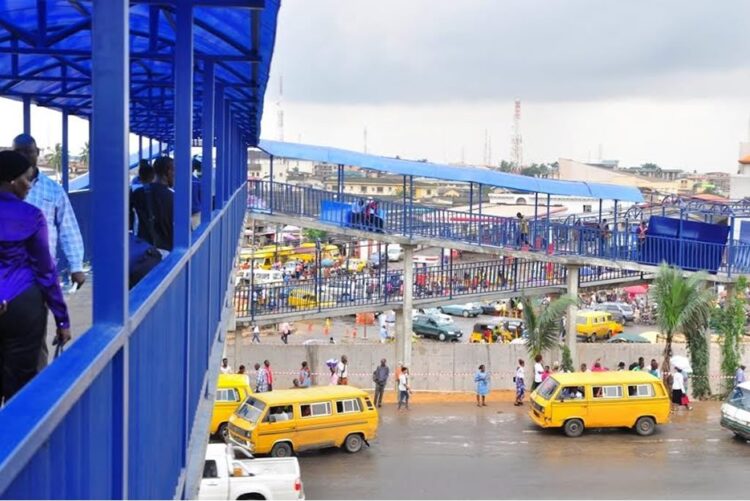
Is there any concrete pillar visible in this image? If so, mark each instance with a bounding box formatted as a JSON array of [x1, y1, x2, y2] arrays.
[[397, 245, 415, 367], [566, 265, 580, 364]]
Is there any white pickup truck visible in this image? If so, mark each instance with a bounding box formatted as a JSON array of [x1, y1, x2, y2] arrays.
[[198, 444, 304, 500]]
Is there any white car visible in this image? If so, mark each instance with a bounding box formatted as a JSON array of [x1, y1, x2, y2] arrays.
[[199, 444, 304, 500], [721, 381, 750, 440], [387, 244, 404, 261]]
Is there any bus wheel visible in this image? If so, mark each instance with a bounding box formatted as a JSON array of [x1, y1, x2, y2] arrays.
[[344, 433, 364, 453], [635, 416, 655, 436], [563, 418, 584, 438]]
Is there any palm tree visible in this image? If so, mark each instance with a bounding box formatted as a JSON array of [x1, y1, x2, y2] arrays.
[[652, 264, 713, 386], [521, 295, 577, 359], [44, 143, 63, 180], [79, 141, 90, 170]]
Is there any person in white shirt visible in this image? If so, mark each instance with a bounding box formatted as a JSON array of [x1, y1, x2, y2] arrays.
[[220, 357, 232, 374], [671, 367, 692, 411], [398, 367, 411, 410], [514, 359, 526, 406], [336, 355, 349, 385], [532, 354, 544, 391]]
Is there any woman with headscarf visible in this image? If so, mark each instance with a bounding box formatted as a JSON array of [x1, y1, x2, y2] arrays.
[[0, 150, 71, 403]]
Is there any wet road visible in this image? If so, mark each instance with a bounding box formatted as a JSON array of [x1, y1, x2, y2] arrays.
[[298, 402, 749, 499]]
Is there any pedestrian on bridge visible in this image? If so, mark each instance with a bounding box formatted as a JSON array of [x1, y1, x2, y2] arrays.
[[0, 150, 72, 402], [517, 213, 529, 248], [474, 365, 489, 407]]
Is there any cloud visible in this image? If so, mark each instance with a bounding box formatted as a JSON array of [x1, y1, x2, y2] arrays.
[[272, 0, 750, 104]]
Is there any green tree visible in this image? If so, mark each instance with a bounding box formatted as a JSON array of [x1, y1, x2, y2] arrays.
[[521, 295, 577, 359], [498, 160, 513, 173], [561, 344, 574, 373], [303, 228, 328, 242], [79, 141, 90, 170], [714, 276, 747, 396], [45, 143, 62, 178], [652, 265, 713, 391]]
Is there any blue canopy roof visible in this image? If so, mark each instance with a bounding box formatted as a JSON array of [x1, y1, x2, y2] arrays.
[[258, 140, 645, 202], [0, 0, 280, 145]]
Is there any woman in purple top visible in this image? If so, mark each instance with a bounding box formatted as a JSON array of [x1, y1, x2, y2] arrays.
[[0, 150, 71, 403]]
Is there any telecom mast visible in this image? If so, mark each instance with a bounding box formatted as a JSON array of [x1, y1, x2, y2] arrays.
[[511, 99, 523, 172], [276, 75, 284, 142]]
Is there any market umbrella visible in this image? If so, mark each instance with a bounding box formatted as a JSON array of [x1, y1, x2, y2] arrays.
[[624, 285, 649, 295]]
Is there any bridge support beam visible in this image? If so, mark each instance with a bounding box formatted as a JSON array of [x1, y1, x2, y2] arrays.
[[396, 245, 415, 366], [565, 265, 579, 365]]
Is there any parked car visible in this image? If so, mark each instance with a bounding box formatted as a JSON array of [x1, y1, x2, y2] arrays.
[[721, 382, 750, 440], [576, 310, 624, 342], [439, 303, 483, 317], [387, 244, 404, 261], [412, 314, 463, 342], [479, 301, 504, 315], [594, 302, 635, 323], [198, 444, 304, 500], [417, 308, 455, 325]]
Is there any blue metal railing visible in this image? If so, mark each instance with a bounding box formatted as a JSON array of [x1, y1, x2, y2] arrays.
[[247, 180, 750, 276], [0, 184, 247, 499]]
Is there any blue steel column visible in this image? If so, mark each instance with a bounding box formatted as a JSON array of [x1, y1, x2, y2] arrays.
[[269, 154, 274, 213], [546, 194, 550, 249], [533, 192, 538, 248], [613, 200, 618, 258], [173, 1, 193, 249], [478, 183, 483, 244], [91, 0, 129, 496], [408, 175, 414, 237], [61, 110, 69, 192], [138, 135, 143, 161], [214, 86, 225, 208], [149, 138, 153, 158], [22, 96, 31, 134], [201, 61, 215, 222]]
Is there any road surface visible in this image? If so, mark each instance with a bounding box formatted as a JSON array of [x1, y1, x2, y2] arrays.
[[297, 401, 749, 499]]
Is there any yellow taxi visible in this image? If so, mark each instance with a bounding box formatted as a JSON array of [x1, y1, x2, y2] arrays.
[[575, 310, 623, 342], [528, 371, 670, 437], [209, 374, 253, 440], [287, 288, 335, 309], [228, 385, 379, 457]]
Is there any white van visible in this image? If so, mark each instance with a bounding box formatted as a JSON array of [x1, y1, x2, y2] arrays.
[[387, 244, 404, 262], [721, 381, 750, 440]]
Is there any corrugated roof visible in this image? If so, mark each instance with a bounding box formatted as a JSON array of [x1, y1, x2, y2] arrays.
[[258, 140, 645, 202], [0, 0, 281, 145]]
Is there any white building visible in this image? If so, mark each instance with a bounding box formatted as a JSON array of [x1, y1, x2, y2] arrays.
[[487, 192, 634, 217]]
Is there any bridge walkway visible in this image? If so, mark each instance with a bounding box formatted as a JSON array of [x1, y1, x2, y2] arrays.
[[247, 180, 744, 282]]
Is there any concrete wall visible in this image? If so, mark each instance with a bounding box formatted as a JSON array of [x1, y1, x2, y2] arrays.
[[228, 341, 748, 395]]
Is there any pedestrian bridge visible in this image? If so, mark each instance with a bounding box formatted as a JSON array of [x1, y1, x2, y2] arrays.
[[246, 177, 745, 282], [235, 258, 650, 323]]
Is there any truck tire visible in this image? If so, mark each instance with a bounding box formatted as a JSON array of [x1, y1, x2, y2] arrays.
[[344, 433, 364, 453], [270, 442, 293, 457], [237, 495, 266, 500], [634, 416, 655, 436], [563, 418, 584, 438]]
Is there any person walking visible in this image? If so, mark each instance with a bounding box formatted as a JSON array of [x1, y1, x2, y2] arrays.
[[0, 150, 72, 403], [13, 136, 84, 371], [474, 364, 490, 407], [735, 365, 746, 387], [532, 354, 544, 391], [671, 366, 692, 411], [372, 359, 390, 408], [298, 361, 312, 388], [516, 213, 529, 248], [251, 324, 261, 344], [220, 358, 232, 374], [336, 355, 349, 385], [280, 323, 290, 345], [264, 360, 274, 391], [254, 363, 269, 393], [398, 366, 411, 410], [514, 359, 526, 406]]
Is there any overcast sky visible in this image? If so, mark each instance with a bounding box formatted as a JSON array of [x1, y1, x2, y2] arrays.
[[260, 0, 750, 172]]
